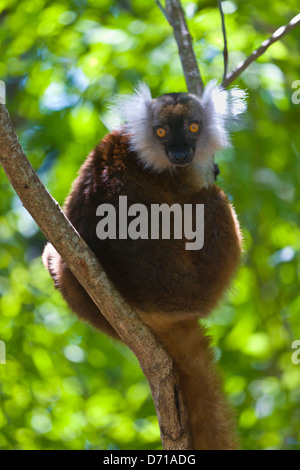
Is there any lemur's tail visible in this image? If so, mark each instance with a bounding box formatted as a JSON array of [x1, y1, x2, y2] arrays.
[[150, 318, 237, 450]]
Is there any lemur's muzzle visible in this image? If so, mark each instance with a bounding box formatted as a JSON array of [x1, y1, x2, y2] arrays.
[[168, 149, 194, 166]]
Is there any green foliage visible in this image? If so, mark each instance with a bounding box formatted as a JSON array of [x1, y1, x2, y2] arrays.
[[0, 0, 300, 450]]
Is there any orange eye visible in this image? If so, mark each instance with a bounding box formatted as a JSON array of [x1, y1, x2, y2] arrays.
[[189, 122, 200, 133], [156, 127, 166, 138]]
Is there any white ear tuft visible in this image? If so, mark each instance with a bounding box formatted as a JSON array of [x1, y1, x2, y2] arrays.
[[201, 79, 247, 148], [109, 82, 152, 130]]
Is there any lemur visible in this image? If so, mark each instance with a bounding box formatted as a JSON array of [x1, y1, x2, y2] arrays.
[[43, 81, 246, 449]]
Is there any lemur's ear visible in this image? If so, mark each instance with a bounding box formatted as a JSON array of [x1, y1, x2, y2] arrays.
[[109, 82, 152, 130], [201, 79, 247, 148]]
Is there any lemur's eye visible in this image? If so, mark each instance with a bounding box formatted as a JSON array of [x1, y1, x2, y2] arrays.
[[189, 122, 200, 133], [156, 127, 167, 138]]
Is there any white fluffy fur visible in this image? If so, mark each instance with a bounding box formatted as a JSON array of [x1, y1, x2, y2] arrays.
[[111, 82, 152, 127], [200, 79, 247, 150], [110, 81, 247, 174], [110, 82, 171, 172]]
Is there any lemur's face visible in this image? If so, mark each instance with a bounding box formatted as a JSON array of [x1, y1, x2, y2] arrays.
[[124, 87, 223, 173], [115, 82, 246, 173], [151, 94, 203, 167]]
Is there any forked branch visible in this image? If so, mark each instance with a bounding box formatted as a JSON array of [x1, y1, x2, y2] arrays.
[[156, 1, 300, 91]]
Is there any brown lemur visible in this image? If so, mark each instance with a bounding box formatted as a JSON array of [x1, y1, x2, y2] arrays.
[[43, 81, 246, 450]]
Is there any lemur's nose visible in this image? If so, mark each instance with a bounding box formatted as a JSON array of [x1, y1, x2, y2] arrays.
[[174, 151, 193, 165], [168, 149, 194, 166], [175, 152, 188, 163]]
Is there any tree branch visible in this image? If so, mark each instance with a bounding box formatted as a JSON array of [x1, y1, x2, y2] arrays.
[[0, 103, 192, 450], [159, 0, 204, 95], [222, 13, 300, 88]]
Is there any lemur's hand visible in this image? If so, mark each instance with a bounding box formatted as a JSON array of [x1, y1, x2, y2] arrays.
[[214, 163, 220, 181]]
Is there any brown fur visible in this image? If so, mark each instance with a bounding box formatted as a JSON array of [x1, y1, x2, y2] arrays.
[[43, 130, 242, 449]]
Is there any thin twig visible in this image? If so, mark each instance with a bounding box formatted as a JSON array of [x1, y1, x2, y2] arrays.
[[159, 0, 204, 95], [155, 0, 170, 23], [222, 13, 300, 88], [218, 0, 228, 82]]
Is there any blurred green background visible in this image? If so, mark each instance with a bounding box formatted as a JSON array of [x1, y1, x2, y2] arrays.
[[0, 0, 300, 450]]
